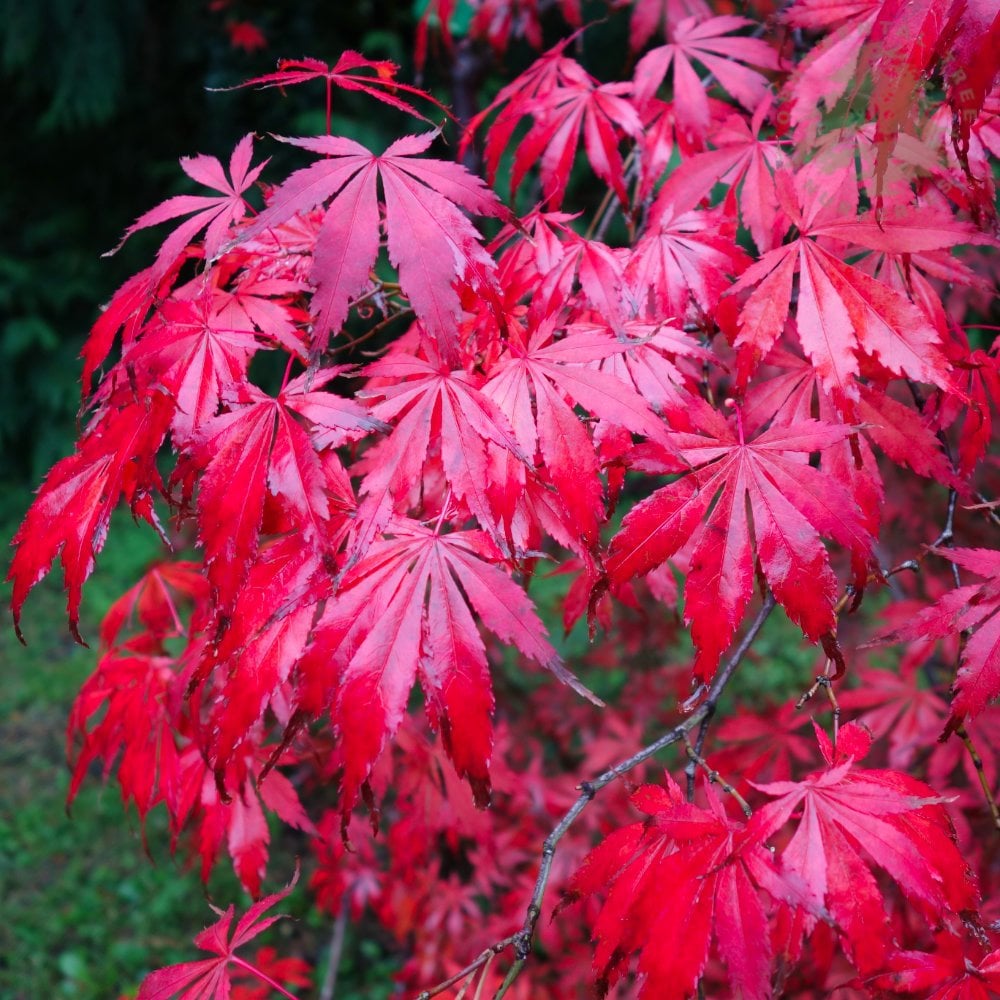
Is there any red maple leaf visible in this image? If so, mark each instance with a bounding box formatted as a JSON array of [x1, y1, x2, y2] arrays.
[[508, 74, 643, 208], [67, 642, 185, 820], [301, 518, 596, 815], [629, 0, 712, 51], [230, 948, 311, 1000], [728, 172, 978, 402], [868, 548, 1000, 737], [99, 560, 208, 649], [118, 294, 263, 444], [483, 319, 665, 545], [650, 100, 790, 252], [8, 388, 174, 643], [872, 934, 1000, 999], [106, 133, 267, 276], [607, 409, 874, 679], [748, 722, 978, 974], [230, 51, 441, 125], [633, 15, 781, 147], [136, 869, 300, 1000], [563, 773, 809, 999], [351, 344, 529, 560], [238, 132, 510, 361], [183, 372, 377, 612]]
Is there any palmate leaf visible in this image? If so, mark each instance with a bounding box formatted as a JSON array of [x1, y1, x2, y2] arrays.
[[182, 372, 380, 613], [483, 319, 666, 546], [563, 773, 809, 1000], [230, 51, 442, 123], [748, 723, 978, 974], [607, 412, 875, 679], [300, 519, 596, 815], [105, 133, 267, 277], [8, 387, 175, 643], [136, 869, 300, 1000], [729, 183, 981, 401], [633, 15, 781, 147], [351, 345, 530, 560], [237, 132, 510, 362], [869, 549, 1000, 736]]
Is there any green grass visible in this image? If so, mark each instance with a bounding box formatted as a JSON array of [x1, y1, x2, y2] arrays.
[[0, 508, 205, 998], [0, 493, 407, 999]]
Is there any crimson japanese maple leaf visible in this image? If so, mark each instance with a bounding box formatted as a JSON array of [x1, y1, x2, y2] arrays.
[[508, 74, 643, 208], [118, 295, 263, 444], [183, 371, 379, 612], [351, 345, 529, 560], [854, 0, 964, 209], [208, 265, 310, 360], [529, 233, 629, 326], [780, 0, 880, 146], [748, 723, 978, 974], [299, 519, 595, 815], [629, 0, 711, 51], [237, 132, 510, 361], [650, 100, 790, 252], [469, 0, 581, 55], [99, 560, 208, 649], [606, 410, 874, 679], [106, 133, 266, 278], [195, 751, 315, 898], [868, 548, 1000, 737], [739, 350, 961, 539], [199, 537, 328, 773], [633, 15, 781, 147], [711, 701, 819, 787], [8, 387, 174, 643], [575, 317, 713, 429], [483, 319, 666, 545], [67, 642, 185, 820], [563, 773, 809, 999], [136, 869, 300, 1000], [232, 51, 440, 124], [628, 200, 750, 324], [229, 947, 311, 1000], [838, 662, 948, 770], [728, 172, 980, 402], [872, 934, 1000, 999], [464, 38, 588, 176]]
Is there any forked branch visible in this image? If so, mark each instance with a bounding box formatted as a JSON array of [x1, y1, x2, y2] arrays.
[[419, 593, 777, 1000]]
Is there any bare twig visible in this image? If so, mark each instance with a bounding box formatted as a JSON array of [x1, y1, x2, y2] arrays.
[[796, 670, 840, 744], [431, 593, 777, 999], [683, 735, 752, 816], [954, 724, 1000, 832], [415, 936, 520, 1000], [584, 150, 637, 243]]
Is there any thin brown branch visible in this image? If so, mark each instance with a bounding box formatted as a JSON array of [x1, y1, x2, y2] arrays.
[[584, 149, 636, 242], [329, 306, 414, 358], [683, 735, 752, 817], [796, 670, 840, 744], [459, 593, 777, 999], [954, 724, 1000, 832], [415, 935, 520, 1000]]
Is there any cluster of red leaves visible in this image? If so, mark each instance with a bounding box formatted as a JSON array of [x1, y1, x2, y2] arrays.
[[9, 0, 1000, 997]]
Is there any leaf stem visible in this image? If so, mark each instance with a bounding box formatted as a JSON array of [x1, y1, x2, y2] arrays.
[[229, 954, 300, 1000]]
